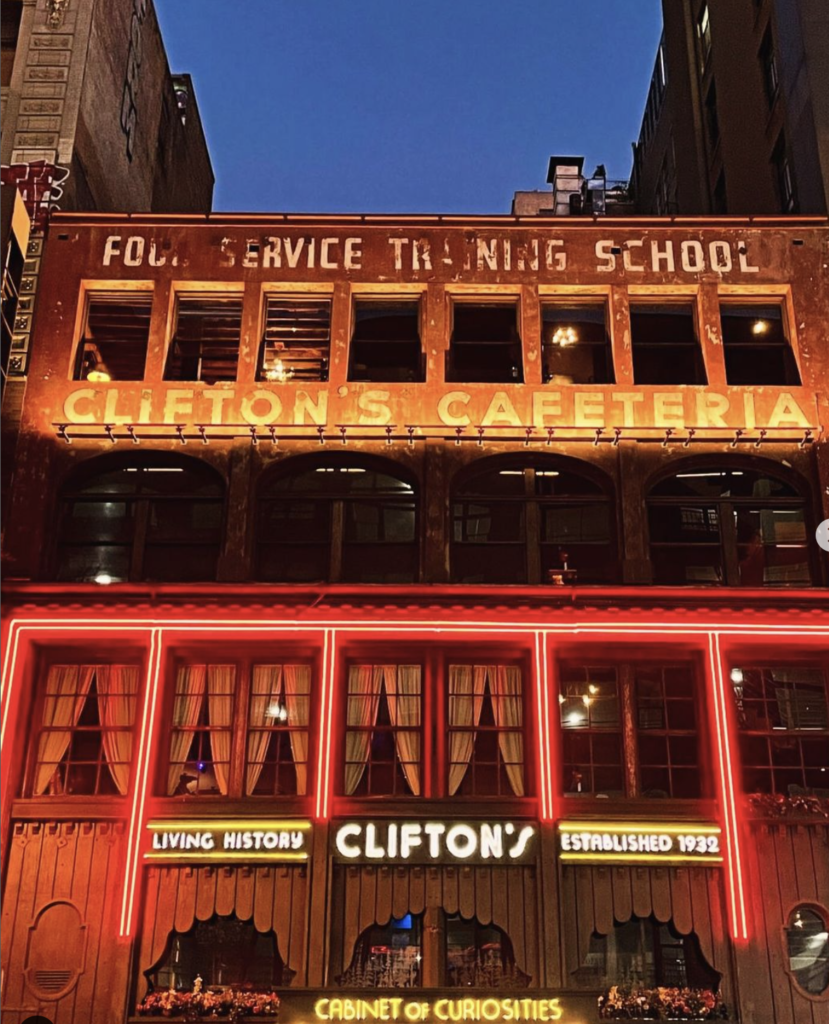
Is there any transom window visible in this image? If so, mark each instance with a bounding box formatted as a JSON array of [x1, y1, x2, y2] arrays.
[[720, 302, 800, 386], [541, 302, 614, 384], [256, 457, 418, 584], [32, 664, 139, 796], [258, 296, 330, 382], [74, 291, 151, 382], [560, 662, 702, 799], [648, 465, 812, 587], [165, 294, 243, 383], [451, 457, 615, 585], [166, 660, 312, 798], [447, 303, 522, 383], [55, 454, 224, 583], [729, 665, 829, 795]]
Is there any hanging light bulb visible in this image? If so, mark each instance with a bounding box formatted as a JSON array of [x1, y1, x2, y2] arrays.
[[265, 358, 295, 383], [751, 319, 770, 335], [552, 326, 579, 347]]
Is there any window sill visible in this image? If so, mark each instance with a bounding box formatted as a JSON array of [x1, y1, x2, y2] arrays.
[[11, 796, 130, 820]]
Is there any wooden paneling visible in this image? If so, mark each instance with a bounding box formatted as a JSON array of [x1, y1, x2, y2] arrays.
[[0, 821, 129, 1024]]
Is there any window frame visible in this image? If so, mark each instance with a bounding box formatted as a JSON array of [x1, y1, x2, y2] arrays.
[[348, 296, 425, 383], [257, 292, 332, 383], [446, 298, 524, 384], [782, 903, 829, 1001], [72, 288, 153, 383], [164, 290, 244, 384], [540, 298, 615, 385], [629, 299, 708, 386], [155, 646, 319, 805], [718, 298, 801, 386]]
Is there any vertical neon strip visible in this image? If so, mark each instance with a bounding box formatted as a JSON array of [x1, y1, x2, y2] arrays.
[[706, 632, 749, 941], [314, 629, 337, 821], [0, 621, 23, 751], [119, 627, 163, 937], [533, 632, 549, 820]]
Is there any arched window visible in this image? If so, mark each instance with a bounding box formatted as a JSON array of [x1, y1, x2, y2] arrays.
[[55, 453, 224, 582], [451, 456, 616, 584], [446, 916, 529, 988], [647, 463, 813, 587], [786, 906, 829, 996], [143, 915, 292, 994], [256, 456, 418, 583], [338, 915, 423, 988]]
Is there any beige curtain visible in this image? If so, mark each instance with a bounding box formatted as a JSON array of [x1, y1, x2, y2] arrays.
[[97, 664, 139, 795], [344, 666, 382, 795], [447, 665, 486, 796], [34, 665, 95, 795], [245, 665, 283, 795], [284, 665, 311, 796], [383, 664, 421, 795], [167, 665, 207, 795], [491, 665, 525, 796], [207, 665, 236, 795]]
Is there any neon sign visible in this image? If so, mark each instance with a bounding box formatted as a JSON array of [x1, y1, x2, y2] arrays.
[[332, 821, 536, 864], [558, 822, 722, 865], [144, 819, 312, 862]]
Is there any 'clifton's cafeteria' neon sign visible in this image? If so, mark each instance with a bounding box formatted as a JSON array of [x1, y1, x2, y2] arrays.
[[333, 821, 536, 864]]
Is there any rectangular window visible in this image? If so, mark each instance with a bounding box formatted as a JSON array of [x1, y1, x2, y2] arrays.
[[74, 292, 152, 381], [630, 303, 707, 384], [760, 28, 779, 106], [731, 665, 829, 794], [258, 296, 330, 382], [168, 664, 237, 795], [343, 664, 422, 797], [245, 664, 311, 796], [697, 4, 712, 70], [165, 295, 243, 383], [447, 303, 522, 383], [32, 664, 139, 796], [447, 664, 525, 797], [720, 302, 800, 385], [541, 302, 614, 384], [773, 134, 797, 212], [560, 662, 702, 799], [349, 300, 423, 382]]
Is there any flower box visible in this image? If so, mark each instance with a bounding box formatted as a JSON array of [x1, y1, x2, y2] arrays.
[[136, 987, 280, 1020]]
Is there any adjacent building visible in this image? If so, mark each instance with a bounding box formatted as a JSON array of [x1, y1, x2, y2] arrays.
[[1, 210, 828, 1024], [631, 0, 829, 216]]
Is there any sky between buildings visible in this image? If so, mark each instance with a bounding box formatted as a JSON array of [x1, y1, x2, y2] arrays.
[[156, 0, 664, 214]]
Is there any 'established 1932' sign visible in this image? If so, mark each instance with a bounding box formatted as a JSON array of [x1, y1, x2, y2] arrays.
[[557, 822, 723, 865], [332, 821, 537, 865]]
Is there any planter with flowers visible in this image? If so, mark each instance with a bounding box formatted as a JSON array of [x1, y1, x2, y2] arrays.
[[137, 976, 280, 1022], [598, 986, 730, 1020]]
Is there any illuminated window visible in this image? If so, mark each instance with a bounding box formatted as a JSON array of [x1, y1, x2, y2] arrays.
[[256, 456, 418, 584], [786, 907, 829, 995], [648, 465, 813, 587], [31, 664, 139, 797], [574, 918, 720, 991], [145, 915, 292, 993], [447, 664, 525, 797], [258, 296, 330, 382], [720, 302, 800, 385], [165, 294, 243, 383], [166, 661, 313, 798], [630, 303, 707, 385], [349, 300, 423, 382], [451, 457, 616, 585], [55, 453, 224, 583], [541, 302, 614, 384], [338, 916, 423, 988], [560, 662, 702, 799], [729, 665, 829, 795], [73, 292, 152, 382], [447, 303, 522, 383], [343, 664, 422, 797], [446, 916, 529, 988]]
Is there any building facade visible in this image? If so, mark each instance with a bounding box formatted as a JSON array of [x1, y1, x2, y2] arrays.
[[1, 211, 828, 1024], [631, 0, 829, 216]]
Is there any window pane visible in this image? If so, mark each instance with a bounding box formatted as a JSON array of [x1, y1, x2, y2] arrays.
[[560, 667, 623, 796], [246, 664, 310, 796], [338, 916, 422, 988], [167, 665, 236, 796], [787, 909, 829, 995], [259, 297, 330, 383], [721, 304, 799, 385], [349, 301, 423, 383], [75, 293, 151, 381], [166, 295, 243, 383], [631, 304, 706, 385], [448, 304, 522, 383], [541, 303, 614, 384], [446, 916, 529, 988]]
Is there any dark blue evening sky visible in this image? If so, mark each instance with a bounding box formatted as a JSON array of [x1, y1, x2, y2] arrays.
[[155, 1, 663, 214]]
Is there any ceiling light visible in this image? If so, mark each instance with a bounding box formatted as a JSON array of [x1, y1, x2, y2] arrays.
[[552, 326, 579, 347], [87, 369, 111, 383], [751, 320, 770, 335], [730, 668, 744, 684]]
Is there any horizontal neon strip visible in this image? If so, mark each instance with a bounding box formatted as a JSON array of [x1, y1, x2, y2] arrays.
[[559, 853, 723, 864], [146, 819, 312, 831], [143, 851, 309, 862], [559, 823, 721, 835]]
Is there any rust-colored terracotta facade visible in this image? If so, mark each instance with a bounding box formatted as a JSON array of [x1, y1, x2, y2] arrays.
[[2, 212, 828, 1024]]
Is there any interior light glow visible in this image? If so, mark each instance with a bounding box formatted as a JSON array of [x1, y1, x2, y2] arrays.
[[552, 326, 579, 347], [751, 319, 770, 335], [93, 573, 113, 585], [566, 710, 585, 726], [86, 369, 111, 383], [267, 703, 288, 721], [730, 668, 744, 684]]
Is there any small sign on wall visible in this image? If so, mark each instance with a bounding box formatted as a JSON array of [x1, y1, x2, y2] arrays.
[[144, 819, 312, 863], [558, 821, 722, 865]]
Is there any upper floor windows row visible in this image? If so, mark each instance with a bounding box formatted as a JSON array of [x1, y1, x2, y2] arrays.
[[54, 452, 818, 588], [74, 290, 802, 388], [25, 655, 829, 802]]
